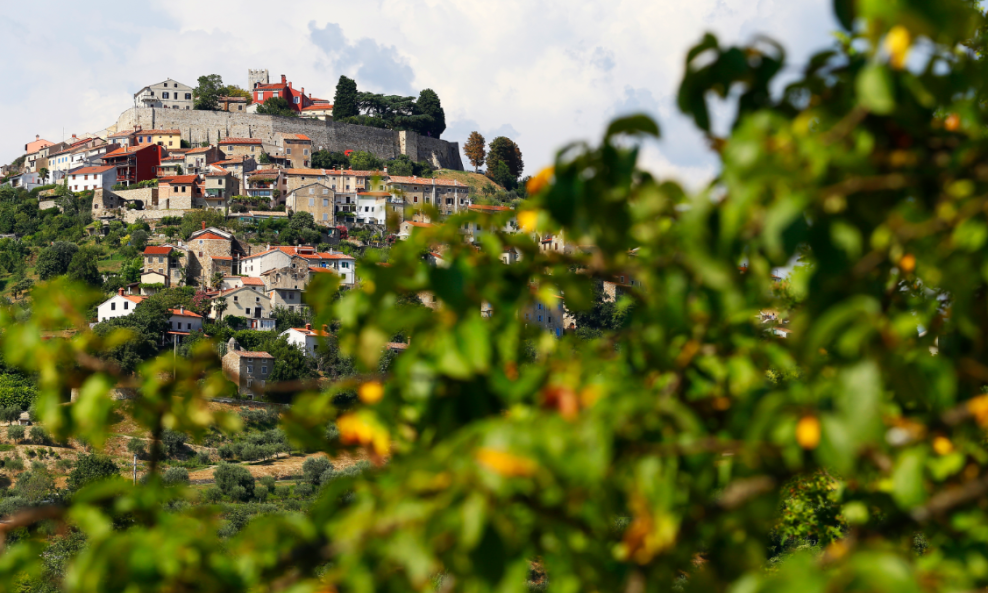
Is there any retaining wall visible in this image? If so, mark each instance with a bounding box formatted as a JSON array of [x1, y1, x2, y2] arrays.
[[113, 107, 464, 170]]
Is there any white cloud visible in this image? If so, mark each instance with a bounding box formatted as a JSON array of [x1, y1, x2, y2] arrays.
[[0, 0, 837, 187]]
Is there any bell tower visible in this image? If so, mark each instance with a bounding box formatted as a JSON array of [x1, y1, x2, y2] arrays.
[[247, 69, 269, 90]]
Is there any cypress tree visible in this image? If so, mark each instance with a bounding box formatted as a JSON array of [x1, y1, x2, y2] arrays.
[[333, 76, 359, 120]]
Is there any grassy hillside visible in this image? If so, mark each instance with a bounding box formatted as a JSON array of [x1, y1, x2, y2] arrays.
[[434, 170, 503, 194]]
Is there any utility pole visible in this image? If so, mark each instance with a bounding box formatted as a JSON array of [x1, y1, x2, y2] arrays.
[[133, 453, 137, 485]]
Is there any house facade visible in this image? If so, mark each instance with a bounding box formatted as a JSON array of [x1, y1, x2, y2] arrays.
[[388, 176, 470, 215], [279, 134, 313, 169], [96, 289, 146, 323], [134, 79, 194, 110], [157, 175, 200, 210], [219, 138, 263, 159], [212, 285, 273, 329], [184, 146, 222, 175], [101, 144, 163, 187], [222, 343, 273, 397], [66, 165, 116, 192], [251, 74, 318, 113], [280, 324, 329, 357], [285, 183, 335, 226], [165, 308, 203, 343], [355, 192, 389, 224]]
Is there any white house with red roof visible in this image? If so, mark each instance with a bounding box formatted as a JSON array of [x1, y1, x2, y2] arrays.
[[66, 165, 116, 193], [96, 288, 147, 323], [240, 245, 355, 286], [280, 323, 330, 357], [165, 307, 203, 343]]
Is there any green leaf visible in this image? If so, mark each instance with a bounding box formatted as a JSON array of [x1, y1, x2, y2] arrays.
[[856, 64, 896, 115], [892, 448, 928, 509], [605, 115, 661, 141]]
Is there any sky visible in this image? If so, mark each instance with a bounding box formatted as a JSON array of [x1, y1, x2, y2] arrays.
[[0, 0, 838, 188]]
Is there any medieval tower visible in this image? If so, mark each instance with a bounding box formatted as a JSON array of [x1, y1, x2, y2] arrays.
[[248, 69, 269, 90]]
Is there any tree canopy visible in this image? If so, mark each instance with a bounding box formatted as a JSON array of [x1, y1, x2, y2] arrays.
[[464, 131, 486, 172], [255, 97, 298, 117], [193, 74, 223, 111], [35, 241, 78, 281], [7, 3, 988, 593], [332, 75, 359, 120]]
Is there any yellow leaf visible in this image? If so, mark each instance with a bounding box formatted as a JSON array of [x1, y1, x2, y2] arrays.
[[518, 210, 539, 233], [796, 416, 821, 449], [526, 166, 554, 195], [932, 436, 954, 456], [885, 26, 911, 70], [359, 381, 384, 404], [476, 447, 537, 477]]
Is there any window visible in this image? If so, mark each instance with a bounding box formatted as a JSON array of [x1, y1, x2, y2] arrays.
[[272, 91, 279, 98], [262, 366, 267, 374], [247, 365, 254, 374], [287, 149, 292, 155], [255, 297, 260, 303], [124, 302, 129, 310], [308, 188, 313, 194], [233, 295, 238, 302], [163, 92, 170, 99], [294, 96, 300, 104], [185, 93, 192, 100], [322, 188, 328, 194], [111, 303, 116, 311], [322, 199, 329, 207], [187, 323, 192, 330], [304, 149, 309, 155], [323, 213, 328, 220], [251, 147, 255, 152]]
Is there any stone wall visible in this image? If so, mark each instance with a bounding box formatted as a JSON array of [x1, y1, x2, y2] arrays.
[[38, 200, 59, 211], [113, 107, 464, 170], [111, 187, 158, 207], [123, 208, 188, 224]]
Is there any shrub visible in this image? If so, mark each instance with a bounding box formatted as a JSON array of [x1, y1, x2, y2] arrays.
[[218, 443, 237, 460], [7, 426, 24, 442], [0, 496, 28, 518], [214, 463, 254, 501], [68, 453, 120, 490], [26, 449, 36, 458], [294, 483, 314, 498], [126, 438, 147, 459], [5, 457, 23, 471], [0, 406, 21, 425], [201, 486, 223, 503], [55, 458, 73, 471], [160, 430, 189, 458], [303, 457, 333, 485], [260, 476, 276, 493], [30, 426, 52, 446], [0, 375, 37, 411], [196, 451, 212, 465], [162, 467, 190, 486]]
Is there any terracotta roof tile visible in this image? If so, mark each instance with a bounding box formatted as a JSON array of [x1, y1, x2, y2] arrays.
[[160, 175, 198, 184], [230, 350, 274, 358], [169, 309, 202, 318], [69, 165, 115, 175], [143, 246, 173, 255], [389, 176, 467, 187]]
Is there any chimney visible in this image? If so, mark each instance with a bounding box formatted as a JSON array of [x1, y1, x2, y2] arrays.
[[288, 81, 293, 89], [36, 134, 39, 140], [305, 323, 312, 331], [301, 87, 304, 96], [202, 221, 206, 230], [180, 306, 184, 314], [118, 288, 124, 296], [309, 93, 312, 99], [281, 74, 286, 84]]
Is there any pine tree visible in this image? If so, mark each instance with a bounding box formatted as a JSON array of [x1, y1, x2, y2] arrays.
[[416, 89, 446, 138], [333, 76, 359, 120], [464, 132, 486, 172]]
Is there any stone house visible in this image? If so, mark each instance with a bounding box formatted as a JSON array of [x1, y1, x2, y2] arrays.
[[102, 144, 162, 187], [212, 285, 274, 330], [241, 245, 355, 286], [157, 175, 200, 210], [218, 96, 248, 112], [184, 146, 223, 175], [186, 226, 246, 287], [388, 176, 470, 215], [325, 169, 385, 215], [164, 307, 203, 345], [285, 182, 335, 226], [157, 155, 185, 177], [213, 156, 256, 180], [107, 128, 138, 148], [260, 257, 311, 312], [91, 188, 124, 214], [219, 138, 263, 159], [222, 339, 273, 397], [281, 168, 329, 195], [278, 133, 313, 169], [142, 245, 178, 287], [200, 166, 238, 210], [218, 276, 265, 291], [134, 79, 194, 110]]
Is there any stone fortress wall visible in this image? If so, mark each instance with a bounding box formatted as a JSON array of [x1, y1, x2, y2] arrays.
[[111, 107, 464, 171]]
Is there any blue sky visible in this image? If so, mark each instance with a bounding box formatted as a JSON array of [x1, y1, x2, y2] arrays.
[[0, 0, 837, 187]]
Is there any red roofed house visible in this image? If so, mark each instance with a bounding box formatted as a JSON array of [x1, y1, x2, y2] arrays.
[[212, 156, 257, 180], [66, 165, 116, 192], [251, 74, 318, 113], [165, 307, 203, 344], [202, 165, 238, 210], [240, 245, 355, 286], [210, 285, 274, 330], [219, 138, 263, 159], [222, 338, 274, 397], [25, 135, 54, 154], [184, 145, 223, 175], [142, 245, 180, 289], [300, 104, 333, 120], [157, 175, 201, 209], [96, 289, 147, 323], [277, 133, 313, 169], [280, 323, 330, 357], [102, 144, 162, 187], [187, 226, 247, 287]]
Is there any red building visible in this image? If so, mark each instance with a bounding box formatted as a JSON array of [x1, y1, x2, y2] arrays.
[[252, 74, 323, 113], [101, 144, 162, 186]]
